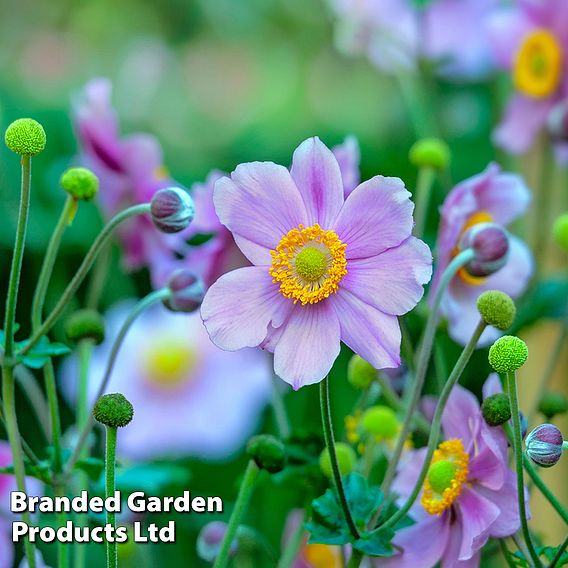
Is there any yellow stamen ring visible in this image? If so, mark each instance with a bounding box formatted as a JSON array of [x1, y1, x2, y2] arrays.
[[454, 210, 494, 286], [421, 438, 469, 516], [514, 29, 563, 98], [269, 224, 347, 305]]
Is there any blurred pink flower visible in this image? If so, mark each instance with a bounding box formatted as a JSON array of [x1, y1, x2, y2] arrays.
[[330, 0, 498, 80], [488, 0, 568, 159], [60, 303, 272, 461], [382, 379, 522, 568], [431, 163, 533, 346], [201, 137, 431, 389]]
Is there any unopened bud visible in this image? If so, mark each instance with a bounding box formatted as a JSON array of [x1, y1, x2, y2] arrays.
[[5, 118, 46, 156], [150, 187, 195, 234], [347, 354, 376, 390], [538, 391, 568, 420], [361, 406, 399, 440], [196, 522, 236, 562], [409, 138, 450, 170], [525, 424, 565, 468], [246, 435, 286, 473], [481, 393, 511, 427], [552, 213, 568, 253], [488, 336, 528, 374], [60, 167, 99, 201], [93, 393, 134, 429], [460, 223, 509, 278], [319, 442, 356, 479], [476, 290, 516, 331], [163, 270, 205, 313], [64, 309, 105, 345]]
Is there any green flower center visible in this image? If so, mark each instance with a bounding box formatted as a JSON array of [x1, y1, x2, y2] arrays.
[[427, 460, 458, 494], [294, 247, 327, 282]]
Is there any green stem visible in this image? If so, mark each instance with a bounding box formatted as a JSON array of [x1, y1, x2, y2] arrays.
[[213, 460, 259, 568], [499, 539, 518, 568], [1, 155, 36, 568], [413, 166, 436, 239], [86, 240, 112, 309], [105, 427, 118, 568], [277, 509, 306, 568], [378, 249, 476, 505], [30, 194, 75, 329], [20, 203, 151, 357], [346, 549, 363, 568], [372, 319, 486, 533], [65, 289, 170, 476], [320, 377, 360, 540], [55, 482, 69, 568], [506, 371, 542, 568], [523, 453, 568, 525], [44, 360, 63, 472], [549, 534, 568, 568]]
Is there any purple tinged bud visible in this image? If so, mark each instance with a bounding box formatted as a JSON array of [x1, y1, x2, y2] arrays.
[[196, 522, 237, 562], [525, 423, 565, 468], [547, 100, 568, 143], [163, 269, 205, 313], [150, 187, 195, 234], [460, 222, 509, 277]]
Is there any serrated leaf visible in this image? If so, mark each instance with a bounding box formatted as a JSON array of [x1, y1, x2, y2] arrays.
[[353, 527, 395, 557], [343, 473, 383, 523]]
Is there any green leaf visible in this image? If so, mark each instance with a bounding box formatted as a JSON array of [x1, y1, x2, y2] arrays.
[[306, 473, 395, 555], [74, 457, 105, 482], [353, 527, 395, 557], [15, 336, 71, 368]]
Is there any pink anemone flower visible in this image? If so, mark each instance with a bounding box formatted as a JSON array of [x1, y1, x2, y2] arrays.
[[201, 137, 432, 389]]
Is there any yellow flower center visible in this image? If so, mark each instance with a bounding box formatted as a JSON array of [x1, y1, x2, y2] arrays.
[[304, 544, 342, 568], [269, 224, 347, 305], [453, 210, 494, 286], [421, 438, 469, 516], [514, 29, 563, 98], [144, 338, 196, 389]]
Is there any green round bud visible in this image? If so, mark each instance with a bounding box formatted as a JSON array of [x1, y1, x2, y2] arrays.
[[552, 213, 568, 253], [246, 435, 286, 473], [60, 167, 99, 201], [409, 138, 450, 170], [93, 393, 133, 428], [481, 393, 512, 426], [318, 443, 356, 479], [538, 391, 568, 420], [488, 336, 528, 374], [5, 118, 46, 156], [347, 355, 376, 390], [64, 309, 105, 345], [477, 290, 516, 331], [427, 460, 457, 493], [361, 406, 399, 439]]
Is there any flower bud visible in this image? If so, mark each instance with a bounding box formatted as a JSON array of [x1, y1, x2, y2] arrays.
[[538, 391, 568, 420], [361, 406, 399, 440], [150, 187, 195, 234], [481, 393, 511, 427], [460, 223, 509, 278], [93, 393, 134, 428], [64, 309, 105, 345], [552, 213, 568, 253], [60, 167, 99, 201], [547, 100, 568, 143], [525, 423, 565, 468], [409, 138, 450, 170], [163, 270, 205, 313], [347, 354, 376, 390], [476, 290, 516, 331], [246, 435, 286, 473], [5, 118, 46, 156], [488, 335, 528, 374], [319, 442, 356, 479]]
